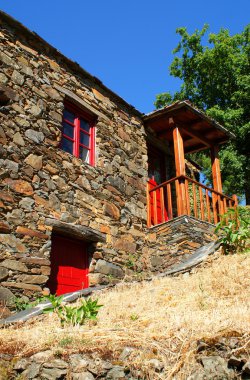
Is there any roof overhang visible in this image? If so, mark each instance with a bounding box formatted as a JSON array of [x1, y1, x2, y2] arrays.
[[143, 101, 235, 154]]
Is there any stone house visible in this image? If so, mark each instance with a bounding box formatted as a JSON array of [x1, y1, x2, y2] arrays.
[[0, 11, 237, 303]]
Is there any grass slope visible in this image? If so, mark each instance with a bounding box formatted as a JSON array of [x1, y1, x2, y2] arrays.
[[0, 252, 250, 379]]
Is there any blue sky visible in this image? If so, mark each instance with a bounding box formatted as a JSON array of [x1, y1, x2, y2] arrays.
[[1, 1, 249, 113]]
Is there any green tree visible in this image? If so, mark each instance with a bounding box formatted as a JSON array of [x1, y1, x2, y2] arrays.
[[155, 25, 250, 204]]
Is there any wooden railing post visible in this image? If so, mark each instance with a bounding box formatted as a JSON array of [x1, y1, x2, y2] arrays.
[[232, 194, 238, 208], [147, 175, 236, 227], [211, 145, 223, 221], [172, 122, 187, 215]]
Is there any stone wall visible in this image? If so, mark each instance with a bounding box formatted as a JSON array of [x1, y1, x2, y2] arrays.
[[146, 216, 217, 273], [0, 13, 149, 303], [0, 12, 217, 306]]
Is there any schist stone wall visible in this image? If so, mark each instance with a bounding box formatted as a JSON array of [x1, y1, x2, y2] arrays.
[[0, 12, 216, 305]]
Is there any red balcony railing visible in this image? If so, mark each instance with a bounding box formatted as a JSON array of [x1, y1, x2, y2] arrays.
[[147, 175, 237, 227]]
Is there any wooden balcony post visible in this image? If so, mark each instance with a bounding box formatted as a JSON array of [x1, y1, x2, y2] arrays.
[[172, 122, 187, 215], [210, 145, 222, 193], [211, 145, 223, 220]]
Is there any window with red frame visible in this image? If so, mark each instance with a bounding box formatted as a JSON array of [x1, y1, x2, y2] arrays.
[[61, 103, 95, 166]]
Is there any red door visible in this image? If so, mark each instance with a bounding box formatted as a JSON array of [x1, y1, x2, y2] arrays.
[[47, 234, 89, 295], [148, 146, 168, 225]]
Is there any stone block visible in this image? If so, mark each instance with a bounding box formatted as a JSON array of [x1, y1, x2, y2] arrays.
[[16, 226, 49, 239], [0, 221, 11, 233], [0, 267, 9, 281], [25, 129, 45, 143], [103, 201, 120, 220], [3, 178, 33, 195], [0, 190, 14, 203], [151, 256, 163, 268], [95, 260, 124, 279], [1, 259, 28, 273], [25, 154, 43, 170], [0, 285, 15, 303], [17, 274, 48, 284], [0, 234, 27, 253], [113, 239, 136, 253], [1, 282, 42, 292]]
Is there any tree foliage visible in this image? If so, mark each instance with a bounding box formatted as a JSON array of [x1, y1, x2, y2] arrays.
[[155, 25, 250, 203]]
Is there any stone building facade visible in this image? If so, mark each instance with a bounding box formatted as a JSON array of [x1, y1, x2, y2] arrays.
[[0, 12, 215, 303]]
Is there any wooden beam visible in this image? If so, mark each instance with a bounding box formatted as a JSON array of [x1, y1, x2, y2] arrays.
[[179, 126, 211, 147], [172, 124, 187, 214], [210, 145, 222, 193], [173, 125, 186, 176]]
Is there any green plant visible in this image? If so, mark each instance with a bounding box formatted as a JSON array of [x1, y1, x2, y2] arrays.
[[11, 294, 48, 312], [43, 296, 103, 327], [130, 313, 139, 321], [125, 254, 138, 269], [215, 207, 250, 254], [59, 336, 74, 347], [11, 297, 31, 312], [43, 294, 64, 313]]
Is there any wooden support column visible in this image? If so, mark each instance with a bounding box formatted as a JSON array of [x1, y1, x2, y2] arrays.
[[210, 145, 222, 193], [211, 145, 223, 220], [172, 122, 187, 215]]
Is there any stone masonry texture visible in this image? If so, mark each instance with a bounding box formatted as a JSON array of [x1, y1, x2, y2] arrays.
[[0, 12, 216, 305]]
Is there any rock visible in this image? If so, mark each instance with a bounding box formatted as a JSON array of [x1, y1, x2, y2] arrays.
[[72, 372, 95, 380], [7, 209, 25, 225], [0, 73, 8, 84], [0, 287, 14, 303], [103, 201, 120, 220], [25, 129, 45, 144], [228, 355, 244, 368], [40, 367, 67, 379], [243, 361, 250, 375], [14, 358, 29, 371], [15, 116, 30, 127], [30, 350, 53, 363], [43, 359, 68, 369], [13, 132, 25, 146], [25, 154, 43, 170], [113, 239, 136, 254], [5, 159, 19, 173], [0, 305, 12, 319], [0, 221, 11, 233], [11, 70, 24, 85], [69, 354, 88, 372], [19, 197, 35, 210], [3, 178, 33, 195], [29, 105, 42, 117], [197, 340, 209, 353], [0, 259, 28, 273], [201, 356, 234, 378], [95, 260, 124, 278], [119, 347, 134, 361], [0, 267, 9, 281], [150, 256, 163, 268], [148, 359, 164, 372], [22, 362, 41, 378], [16, 226, 48, 239], [17, 274, 48, 284], [107, 365, 126, 379], [0, 233, 27, 253]]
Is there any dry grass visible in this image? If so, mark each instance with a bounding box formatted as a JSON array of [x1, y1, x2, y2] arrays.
[[1, 252, 250, 379]]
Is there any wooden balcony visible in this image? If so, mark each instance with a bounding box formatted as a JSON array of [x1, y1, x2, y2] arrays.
[[147, 175, 237, 227]]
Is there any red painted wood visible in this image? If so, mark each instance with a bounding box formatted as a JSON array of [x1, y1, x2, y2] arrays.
[[61, 102, 96, 166], [48, 234, 89, 296], [148, 179, 168, 225], [147, 145, 168, 225]]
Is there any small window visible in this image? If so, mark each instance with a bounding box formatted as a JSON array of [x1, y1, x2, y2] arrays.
[[61, 102, 95, 166]]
